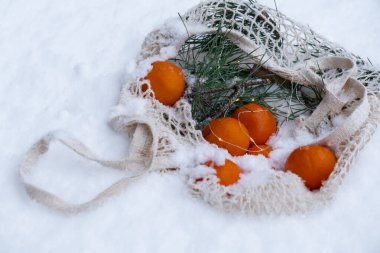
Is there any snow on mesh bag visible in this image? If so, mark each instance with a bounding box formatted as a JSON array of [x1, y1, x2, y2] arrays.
[[20, 0, 380, 214]]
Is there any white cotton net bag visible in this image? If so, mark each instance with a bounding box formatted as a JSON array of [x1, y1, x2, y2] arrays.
[[20, 0, 380, 215], [109, 0, 380, 215]]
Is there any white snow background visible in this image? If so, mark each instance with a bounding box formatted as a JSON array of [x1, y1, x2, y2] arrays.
[[1, 0, 380, 252]]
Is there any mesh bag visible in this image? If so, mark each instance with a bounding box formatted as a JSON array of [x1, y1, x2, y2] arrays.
[[20, 0, 380, 214]]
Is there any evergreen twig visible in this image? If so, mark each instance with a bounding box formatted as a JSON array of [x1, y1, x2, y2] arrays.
[[172, 26, 324, 129]]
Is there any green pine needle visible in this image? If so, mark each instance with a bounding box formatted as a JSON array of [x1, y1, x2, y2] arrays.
[[172, 26, 324, 129], [172, 27, 324, 129]]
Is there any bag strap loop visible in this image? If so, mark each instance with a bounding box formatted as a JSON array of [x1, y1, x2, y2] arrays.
[[20, 121, 156, 214]]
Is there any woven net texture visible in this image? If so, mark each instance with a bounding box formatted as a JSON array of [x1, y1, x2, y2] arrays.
[[109, 0, 380, 215]]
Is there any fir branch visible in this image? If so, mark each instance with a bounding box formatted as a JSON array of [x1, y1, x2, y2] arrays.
[[172, 26, 323, 129]]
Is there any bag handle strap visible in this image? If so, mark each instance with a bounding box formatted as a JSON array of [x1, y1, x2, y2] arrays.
[[288, 57, 370, 152], [20, 122, 155, 214]]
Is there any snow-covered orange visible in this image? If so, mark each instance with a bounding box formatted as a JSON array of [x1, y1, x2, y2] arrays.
[[285, 145, 337, 190], [144, 61, 185, 106], [232, 103, 277, 145], [203, 117, 250, 156], [205, 159, 241, 186]]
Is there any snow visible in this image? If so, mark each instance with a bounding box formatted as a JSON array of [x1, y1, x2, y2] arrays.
[[110, 97, 148, 119], [268, 120, 317, 170], [234, 154, 274, 187], [1, 0, 380, 252]]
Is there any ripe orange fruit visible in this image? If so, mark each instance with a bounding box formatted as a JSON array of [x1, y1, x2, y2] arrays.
[[232, 103, 277, 145], [284, 145, 337, 190], [203, 117, 250, 156], [205, 159, 241, 186], [144, 61, 185, 106], [247, 144, 272, 158]]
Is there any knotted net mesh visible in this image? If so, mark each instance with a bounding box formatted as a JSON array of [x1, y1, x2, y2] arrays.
[[110, 0, 380, 214]]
